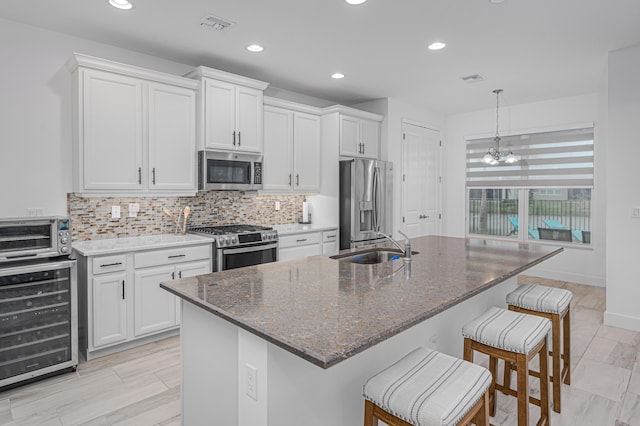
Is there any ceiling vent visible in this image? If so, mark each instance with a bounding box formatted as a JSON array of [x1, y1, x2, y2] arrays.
[[461, 74, 486, 83], [201, 14, 235, 32]]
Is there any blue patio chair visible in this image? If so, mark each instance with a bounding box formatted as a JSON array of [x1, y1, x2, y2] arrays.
[[508, 216, 540, 240]]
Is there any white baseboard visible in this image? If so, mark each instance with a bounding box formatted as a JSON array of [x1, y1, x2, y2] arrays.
[[604, 310, 640, 332], [523, 266, 605, 287]]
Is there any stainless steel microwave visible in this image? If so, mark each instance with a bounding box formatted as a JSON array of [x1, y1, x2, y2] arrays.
[[198, 151, 263, 191]]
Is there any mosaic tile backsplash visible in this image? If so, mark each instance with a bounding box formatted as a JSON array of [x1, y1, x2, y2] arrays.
[[68, 191, 306, 242]]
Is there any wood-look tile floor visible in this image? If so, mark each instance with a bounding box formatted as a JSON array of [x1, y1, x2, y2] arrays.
[[0, 276, 638, 425]]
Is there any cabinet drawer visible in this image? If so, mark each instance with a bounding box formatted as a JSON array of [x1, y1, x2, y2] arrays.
[[322, 230, 338, 243], [92, 254, 127, 274], [134, 244, 211, 269], [279, 232, 321, 248]]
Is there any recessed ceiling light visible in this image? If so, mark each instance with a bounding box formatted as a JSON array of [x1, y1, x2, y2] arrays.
[[346, 0, 367, 4], [247, 44, 264, 53], [489, 0, 506, 3], [109, 0, 133, 10], [331, 73, 345, 79], [428, 42, 446, 50]]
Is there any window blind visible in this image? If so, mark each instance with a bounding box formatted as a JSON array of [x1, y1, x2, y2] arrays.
[[465, 126, 594, 188]]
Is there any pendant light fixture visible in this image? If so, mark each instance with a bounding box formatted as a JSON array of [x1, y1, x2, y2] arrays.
[[483, 89, 517, 165]]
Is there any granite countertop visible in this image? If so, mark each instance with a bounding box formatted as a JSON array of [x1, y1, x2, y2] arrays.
[[270, 223, 338, 235], [72, 234, 213, 256], [160, 236, 563, 369]]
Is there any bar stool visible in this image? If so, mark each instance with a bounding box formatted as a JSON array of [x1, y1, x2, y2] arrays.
[[363, 347, 492, 426], [462, 306, 551, 426], [506, 283, 572, 413]]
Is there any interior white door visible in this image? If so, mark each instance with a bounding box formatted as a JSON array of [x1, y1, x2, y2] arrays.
[[401, 122, 441, 238]]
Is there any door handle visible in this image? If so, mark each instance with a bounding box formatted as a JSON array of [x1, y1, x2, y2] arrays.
[[233, 131, 236, 146], [296, 174, 299, 186], [238, 131, 241, 146], [152, 167, 156, 185], [178, 270, 182, 279], [289, 174, 292, 186], [138, 167, 142, 184], [121, 280, 125, 300]]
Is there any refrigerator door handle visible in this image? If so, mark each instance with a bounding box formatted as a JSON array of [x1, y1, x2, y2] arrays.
[[372, 166, 380, 232]]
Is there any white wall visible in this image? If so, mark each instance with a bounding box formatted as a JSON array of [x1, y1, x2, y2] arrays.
[[0, 18, 196, 217], [444, 93, 607, 286], [355, 98, 445, 239], [605, 43, 640, 331]]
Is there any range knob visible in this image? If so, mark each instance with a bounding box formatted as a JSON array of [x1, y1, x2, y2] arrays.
[[60, 237, 69, 244], [60, 246, 69, 254]]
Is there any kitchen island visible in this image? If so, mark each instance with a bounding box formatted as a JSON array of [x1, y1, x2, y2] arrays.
[[161, 236, 562, 426]]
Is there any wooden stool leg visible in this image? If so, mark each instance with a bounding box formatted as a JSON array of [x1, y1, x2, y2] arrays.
[[516, 353, 529, 426], [474, 390, 490, 426], [551, 313, 561, 413], [364, 400, 378, 426], [539, 339, 551, 425], [504, 359, 512, 391], [563, 306, 571, 385], [489, 356, 497, 417]]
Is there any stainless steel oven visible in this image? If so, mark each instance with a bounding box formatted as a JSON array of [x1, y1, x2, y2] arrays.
[[0, 217, 77, 390], [198, 151, 263, 191], [188, 225, 277, 272]]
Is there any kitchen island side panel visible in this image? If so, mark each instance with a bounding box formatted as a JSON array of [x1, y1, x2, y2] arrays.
[[181, 276, 517, 426]]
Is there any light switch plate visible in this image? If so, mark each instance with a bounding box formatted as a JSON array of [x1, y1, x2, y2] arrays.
[[245, 363, 258, 401], [111, 205, 121, 219], [129, 203, 140, 218], [632, 207, 640, 218]]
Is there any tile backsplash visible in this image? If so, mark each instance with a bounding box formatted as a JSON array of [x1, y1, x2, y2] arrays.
[[68, 191, 306, 242]]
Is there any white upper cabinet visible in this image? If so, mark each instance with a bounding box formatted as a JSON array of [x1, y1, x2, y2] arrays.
[[339, 114, 380, 159], [322, 105, 383, 160], [67, 54, 198, 195], [263, 99, 321, 193], [185, 67, 268, 153], [147, 82, 196, 191]]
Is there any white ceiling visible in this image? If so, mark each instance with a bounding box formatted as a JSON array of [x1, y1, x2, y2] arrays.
[[1, 0, 639, 114]]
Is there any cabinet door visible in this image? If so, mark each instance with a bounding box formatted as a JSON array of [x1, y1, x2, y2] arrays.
[[235, 86, 263, 153], [147, 82, 197, 191], [263, 106, 293, 191], [92, 272, 128, 348], [204, 79, 235, 150], [174, 260, 211, 325], [293, 112, 321, 192], [82, 69, 143, 190], [322, 229, 339, 256], [360, 119, 380, 159], [134, 265, 177, 336], [339, 115, 360, 157]]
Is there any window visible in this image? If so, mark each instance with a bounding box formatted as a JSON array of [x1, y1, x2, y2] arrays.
[[466, 125, 594, 245]]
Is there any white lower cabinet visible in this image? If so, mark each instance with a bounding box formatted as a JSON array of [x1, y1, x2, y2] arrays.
[[78, 242, 211, 360], [278, 228, 338, 261], [92, 271, 128, 348]]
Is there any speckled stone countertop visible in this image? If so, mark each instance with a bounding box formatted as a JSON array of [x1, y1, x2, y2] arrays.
[[72, 234, 213, 256], [270, 223, 338, 235], [161, 236, 563, 369]]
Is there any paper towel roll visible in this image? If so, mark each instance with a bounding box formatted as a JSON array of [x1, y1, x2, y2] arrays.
[[302, 200, 309, 223]]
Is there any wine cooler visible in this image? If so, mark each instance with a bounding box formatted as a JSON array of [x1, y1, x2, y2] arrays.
[[0, 258, 78, 389]]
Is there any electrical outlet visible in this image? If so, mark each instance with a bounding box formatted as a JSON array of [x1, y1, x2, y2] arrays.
[[245, 363, 258, 401], [632, 207, 640, 218], [129, 203, 140, 218], [275, 201, 281, 211], [428, 335, 437, 350], [111, 205, 121, 219]]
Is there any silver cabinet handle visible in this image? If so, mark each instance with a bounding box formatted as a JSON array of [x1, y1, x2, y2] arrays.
[[326, 235, 336, 239], [168, 254, 186, 259], [138, 167, 142, 184], [122, 280, 125, 300], [238, 131, 241, 146], [296, 174, 299, 186], [296, 238, 307, 243], [178, 270, 182, 279], [152, 167, 156, 185], [289, 174, 292, 186], [100, 262, 122, 267], [233, 131, 236, 146]]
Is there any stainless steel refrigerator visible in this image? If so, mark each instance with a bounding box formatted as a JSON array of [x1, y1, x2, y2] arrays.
[[339, 159, 393, 249]]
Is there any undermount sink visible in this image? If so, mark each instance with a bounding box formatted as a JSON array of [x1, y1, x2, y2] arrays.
[[330, 248, 419, 265]]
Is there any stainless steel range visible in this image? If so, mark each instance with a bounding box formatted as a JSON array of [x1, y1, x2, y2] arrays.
[[188, 225, 278, 272]]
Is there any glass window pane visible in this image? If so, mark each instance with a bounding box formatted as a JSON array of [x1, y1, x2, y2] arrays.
[[528, 188, 591, 244], [468, 189, 519, 238]]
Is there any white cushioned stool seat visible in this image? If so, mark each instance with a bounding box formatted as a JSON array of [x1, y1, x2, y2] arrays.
[[506, 283, 572, 314], [462, 306, 551, 354], [363, 347, 492, 426]]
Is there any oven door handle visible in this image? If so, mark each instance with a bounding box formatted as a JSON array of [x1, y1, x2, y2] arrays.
[[221, 243, 278, 255]]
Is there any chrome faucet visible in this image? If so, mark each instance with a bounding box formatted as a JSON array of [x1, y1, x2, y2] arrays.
[[377, 230, 412, 261]]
